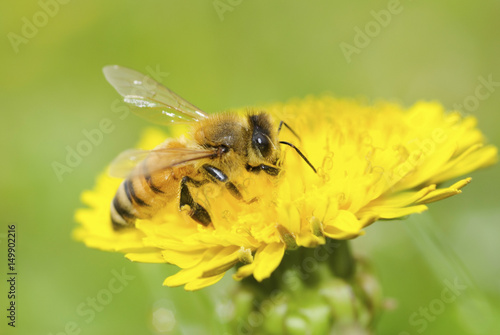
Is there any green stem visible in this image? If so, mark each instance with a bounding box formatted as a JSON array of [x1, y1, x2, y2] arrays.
[[231, 239, 383, 334], [329, 239, 355, 280]]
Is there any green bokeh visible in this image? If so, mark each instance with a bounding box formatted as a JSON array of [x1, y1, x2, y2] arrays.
[[1, 1, 499, 334]]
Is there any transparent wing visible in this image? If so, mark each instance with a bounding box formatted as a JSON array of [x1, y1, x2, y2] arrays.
[[103, 65, 209, 124], [108, 147, 217, 178]]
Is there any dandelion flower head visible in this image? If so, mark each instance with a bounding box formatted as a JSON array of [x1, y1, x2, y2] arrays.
[[74, 96, 497, 290]]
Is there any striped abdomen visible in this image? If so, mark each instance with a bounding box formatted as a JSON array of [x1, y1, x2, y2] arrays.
[[110, 163, 178, 230]]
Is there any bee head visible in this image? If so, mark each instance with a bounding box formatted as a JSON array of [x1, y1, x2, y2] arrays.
[[248, 113, 280, 164]]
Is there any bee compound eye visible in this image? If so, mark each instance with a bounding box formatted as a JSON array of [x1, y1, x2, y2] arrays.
[[253, 133, 271, 157]]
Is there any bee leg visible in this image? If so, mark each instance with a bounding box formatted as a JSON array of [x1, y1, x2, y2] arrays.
[[179, 176, 212, 226], [245, 164, 281, 176], [201, 164, 255, 203]]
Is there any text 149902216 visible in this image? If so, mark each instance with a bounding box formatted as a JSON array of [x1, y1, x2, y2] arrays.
[[6, 224, 17, 327]]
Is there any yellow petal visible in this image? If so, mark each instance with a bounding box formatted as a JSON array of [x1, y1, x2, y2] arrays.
[[376, 205, 428, 219], [162, 248, 208, 269], [233, 262, 257, 281], [184, 273, 226, 291], [163, 267, 201, 288], [416, 177, 471, 204], [369, 184, 436, 208], [125, 251, 165, 263], [430, 146, 498, 183], [163, 246, 240, 287], [253, 243, 286, 282], [323, 210, 364, 239]]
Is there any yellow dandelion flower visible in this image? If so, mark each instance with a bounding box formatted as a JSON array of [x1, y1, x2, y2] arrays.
[[74, 96, 497, 291]]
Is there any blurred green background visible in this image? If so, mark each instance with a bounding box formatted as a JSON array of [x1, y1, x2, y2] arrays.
[[1, 1, 499, 334]]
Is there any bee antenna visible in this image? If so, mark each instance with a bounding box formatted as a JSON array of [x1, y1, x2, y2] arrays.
[[279, 141, 317, 174], [278, 121, 302, 142]]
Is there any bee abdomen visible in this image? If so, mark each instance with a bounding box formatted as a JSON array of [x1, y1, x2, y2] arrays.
[[124, 178, 151, 207], [110, 180, 135, 230], [145, 172, 165, 194], [110, 178, 152, 230], [110, 197, 134, 230]]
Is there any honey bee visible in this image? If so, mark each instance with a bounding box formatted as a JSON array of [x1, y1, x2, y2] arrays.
[[103, 65, 316, 230]]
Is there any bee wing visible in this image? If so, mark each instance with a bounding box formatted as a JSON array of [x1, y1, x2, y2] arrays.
[[103, 65, 209, 124], [108, 147, 217, 178]]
